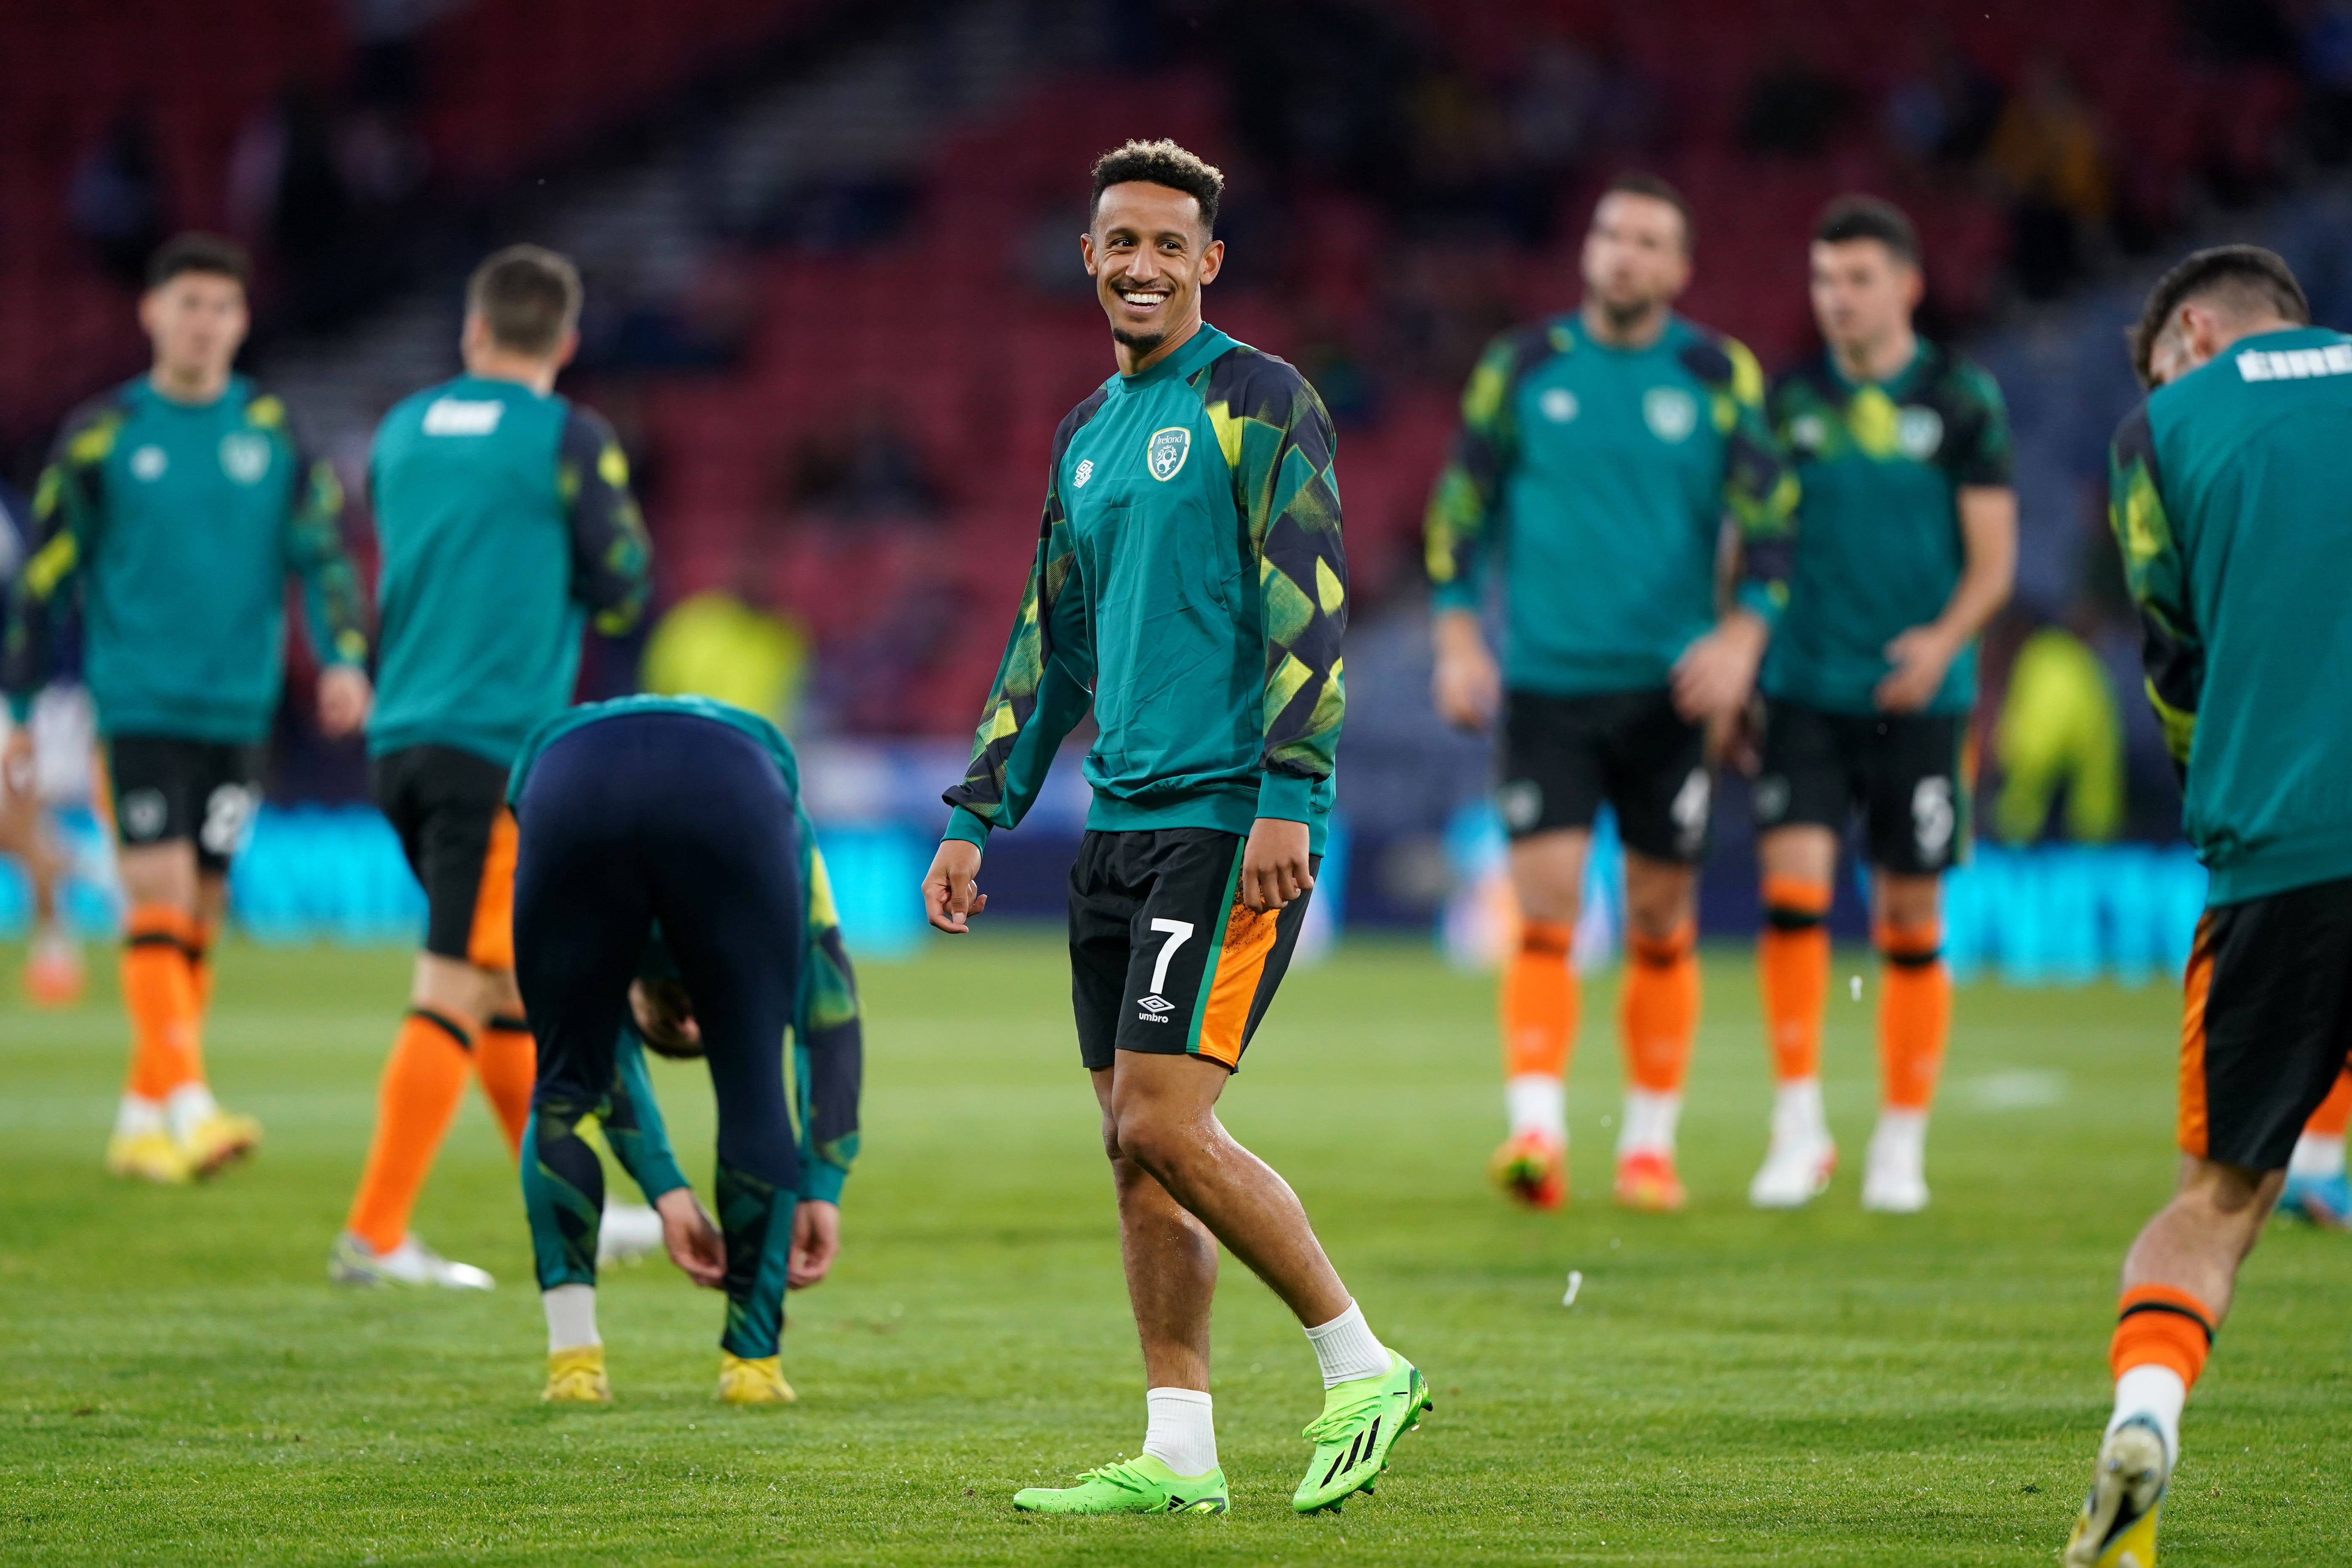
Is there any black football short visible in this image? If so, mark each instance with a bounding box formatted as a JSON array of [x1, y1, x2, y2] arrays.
[[1753, 700, 1967, 876], [2180, 877, 2352, 1171], [1497, 688, 1711, 863], [371, 745, 518, 969], [102, 734, 266, 875], [1068, 828, 1317, 1074]]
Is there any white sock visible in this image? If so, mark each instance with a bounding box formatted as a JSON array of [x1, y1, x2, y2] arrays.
[[162, 1082, 219, 1144], [2288, 1132, 2346, 1180], [2108, 1363, 2186, 1468], [1770, 1078, 1828, 1146], [1869, 1108, 1928, 1168], [1616, 1089, 1682, 1157], [1141, 1387, 1217, 1476], [114, 1094, 165, 1138], [1505, 1073, 1565, 1145], [544, 1284, 600, 1352], [1304, 1300, 1390, 1388]]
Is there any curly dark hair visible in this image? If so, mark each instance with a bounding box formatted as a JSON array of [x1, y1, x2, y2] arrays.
[[2129, 245, 2310, 389], [1089, 139, 1224, 233]]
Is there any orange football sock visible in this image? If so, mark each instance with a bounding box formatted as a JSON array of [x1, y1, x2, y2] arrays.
[[188, 920, 216, 1019], [1623, 922, 1699, 1093], [121, 905, 203, 1100], [346, 1009, 476, 1254], [1759, 876, 1832, 1083], [1878, 920, 1951, 1111], [2304, 1065, 2352, 1139], [476, 1013, 537, 1159], [2110, 1285, 2215, 1386], [1502, 919, 1578, 1080]]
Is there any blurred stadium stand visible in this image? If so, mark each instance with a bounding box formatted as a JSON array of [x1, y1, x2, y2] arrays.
[[8, 0, 2349, 937]]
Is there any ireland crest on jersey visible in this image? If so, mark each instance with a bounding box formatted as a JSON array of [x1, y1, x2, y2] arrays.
[[1146, 426, 1191, 482]]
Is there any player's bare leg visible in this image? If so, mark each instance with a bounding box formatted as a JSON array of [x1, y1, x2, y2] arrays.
[[2065, 1156, 2275, 1566], [0, 777, 81, 1006], [1616, 849, 1698, 1209], [1752, 825, 1838, 1205], [1495, 828, 1587, 1206]]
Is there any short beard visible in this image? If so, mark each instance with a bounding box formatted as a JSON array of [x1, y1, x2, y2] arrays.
[[1597, 295, 1657, 332], [1111, 326, 1167, 355]]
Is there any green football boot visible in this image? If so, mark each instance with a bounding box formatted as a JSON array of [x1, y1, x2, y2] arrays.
[[1292, 1351, 1433, 1513], [1012, 1455, 1229, 1515]]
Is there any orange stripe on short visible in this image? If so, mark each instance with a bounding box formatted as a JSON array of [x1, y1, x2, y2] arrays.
[[1196, 901, 1281, 1068], [466, 809, 519, 973], [2178, 912, 2216, 1159]]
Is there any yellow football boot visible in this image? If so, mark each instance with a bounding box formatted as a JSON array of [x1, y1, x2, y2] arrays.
[[542, 1345, 611, 1405], [717, 1353, 796, 1405], [2063, 1417, 2167, 1567], [181, 1109, 263, 1178], [106, 1130, 192, 1185]]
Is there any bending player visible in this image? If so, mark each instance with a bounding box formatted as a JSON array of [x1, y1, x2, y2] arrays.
[[509, 694, 860, 1405], [2064, 246, 2352, 1566], [332, 246, 652, 1289], [2, 234, 371, 1181], [924, 141, 1428, 1517], [0, 478, 83, 1005], [1424, 174, 1796, 1211], [1746, 198, 2016, 1213]]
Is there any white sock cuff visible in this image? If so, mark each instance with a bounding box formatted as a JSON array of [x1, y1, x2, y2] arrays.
[[2289, 1132, 2347, 1179], [2110, 1362, 2187, 1466], [1304, 1300, 1390, 1388], [1142, 1386, 1217, 1477], [1505, 1073, 1567, 1142], [544, 1283, 600, 1353], [1617, 1088, 1682, 1157]]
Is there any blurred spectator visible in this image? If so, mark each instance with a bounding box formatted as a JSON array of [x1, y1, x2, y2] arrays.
[[1742, 52, 1855, 157], [1992, 620, 2123, 844], [1884, 32, 2004, 166], [69, 116, 167, 288], [2298, 0, 2352, 162], [782, 403, 940, 523], [641, 589, 812, 731], [1985, 59, 2113, 297]]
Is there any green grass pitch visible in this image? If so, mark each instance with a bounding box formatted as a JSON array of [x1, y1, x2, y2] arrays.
[[1, 932, 2345, 1565]]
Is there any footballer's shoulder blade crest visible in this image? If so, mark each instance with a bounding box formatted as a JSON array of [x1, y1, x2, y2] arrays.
[[1146, 426, 1191, 482]]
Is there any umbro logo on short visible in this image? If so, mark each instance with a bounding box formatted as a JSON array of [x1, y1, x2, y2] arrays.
[[1135, 994, 1175, 1023]]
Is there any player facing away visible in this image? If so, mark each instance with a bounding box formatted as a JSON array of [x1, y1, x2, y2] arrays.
[[1, 233, 372, 1184], [2137, 324, 2352, 1237], [508, 695, 860, 1406], [2062, 246, 2352, 1567], [1746, 198, 2016, 1213], [1424, 174, 1797, 1212], [332, 246, 652, 1290], [922, 141, 1428, 1518]]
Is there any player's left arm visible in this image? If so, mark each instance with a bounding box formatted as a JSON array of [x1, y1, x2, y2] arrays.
[[261, 395, 374, 735], [1673, 337, 1797, 722], [1879, 366, 2017, 713], [558, 408, 654, 636], [2107, 403, 2199, 779], [791, 829, 861, 1288]]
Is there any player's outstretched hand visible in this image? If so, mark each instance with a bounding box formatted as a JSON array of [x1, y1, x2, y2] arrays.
[[787, 1199, 839, 1290], [1242, 816, 1313, 914], [1875, 625, 1957, 713], [1431, 610, 1502, 730], [318, 665, 374, 737], [1671, 610, 1769, 724], [923, 839, 987, 933], [654, 1186, 726, 1289]]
